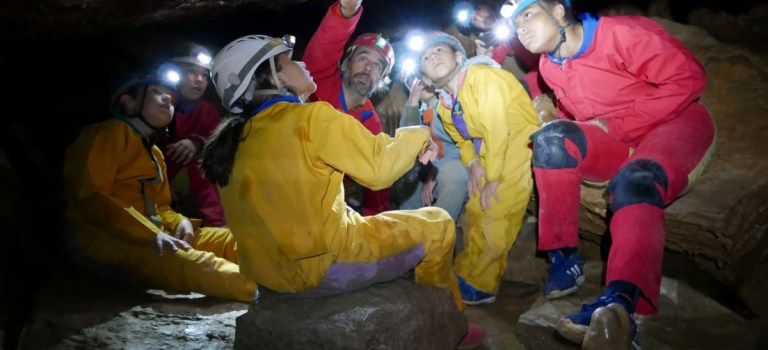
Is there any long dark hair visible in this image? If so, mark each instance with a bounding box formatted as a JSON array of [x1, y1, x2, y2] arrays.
[[201, 59, 280, 187]]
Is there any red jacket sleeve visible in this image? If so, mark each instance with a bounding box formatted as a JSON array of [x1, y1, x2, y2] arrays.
[[303, 2, 361, 86]]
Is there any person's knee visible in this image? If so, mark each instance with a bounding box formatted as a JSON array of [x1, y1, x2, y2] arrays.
[[608, 159, 668, 212], [531, 120, 587, 169]]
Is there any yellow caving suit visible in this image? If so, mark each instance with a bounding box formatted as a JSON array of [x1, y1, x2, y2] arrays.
[[437, 65, 541, 294], [219, 100, 464, 308], [63, 118, 256, 302]]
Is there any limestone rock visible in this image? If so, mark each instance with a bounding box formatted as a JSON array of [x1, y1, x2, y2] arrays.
[[235, 278, 467, 350], [18, 270, 249, 350]]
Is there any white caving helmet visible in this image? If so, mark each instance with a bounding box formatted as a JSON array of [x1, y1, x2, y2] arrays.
[[210, 34, 296, 113]]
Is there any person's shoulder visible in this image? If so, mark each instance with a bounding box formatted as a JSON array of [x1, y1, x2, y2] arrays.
[[80, 118, 127, 136], [297, 99, 335, 112], [466, 63, 515, 82], [71, 118, 130, 149], [600, 15, 664, 35]]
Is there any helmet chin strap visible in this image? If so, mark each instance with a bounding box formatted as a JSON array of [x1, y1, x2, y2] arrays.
[[251, 56, 303, 102], [129, 86, 165, 133], [538, 1, 571, 57]]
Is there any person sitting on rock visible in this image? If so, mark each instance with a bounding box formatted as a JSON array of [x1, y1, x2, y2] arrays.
[[502, 0, 716, 346], [200, 34, 485, 349], [63, 67, 256, 302]]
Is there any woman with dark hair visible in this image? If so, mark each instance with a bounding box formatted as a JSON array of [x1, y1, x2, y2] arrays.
[[201, 34, 485, 349]]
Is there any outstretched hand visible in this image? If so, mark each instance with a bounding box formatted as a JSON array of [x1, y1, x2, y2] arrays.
[[474, 40, 494, 58], [340, 0, 362, 17], [155, 232, 191, 256], [480, 180, 501, 210], [421, 178, 436, 206], [174, 219, 195, 245], [166, 139, 198, 165], [418, 139, 438, 165], [467, 160, 485, 198]]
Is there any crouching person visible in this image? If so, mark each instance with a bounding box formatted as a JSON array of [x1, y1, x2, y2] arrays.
[[201, 34, 484, 349], [63, 67, 256, 302]]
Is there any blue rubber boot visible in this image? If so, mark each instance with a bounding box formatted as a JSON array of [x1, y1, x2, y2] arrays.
[[457, 276, 496, 305], [557, 286, 640, 348], [543, 250, 585, 299]]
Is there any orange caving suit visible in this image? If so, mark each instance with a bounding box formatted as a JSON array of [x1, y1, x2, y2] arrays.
[[218, 99, 464, 309], [63, 118, 256, 302], [437, 64, 541, 294]]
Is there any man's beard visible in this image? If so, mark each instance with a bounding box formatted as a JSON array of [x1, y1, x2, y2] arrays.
[[344, 72, 376, 97]]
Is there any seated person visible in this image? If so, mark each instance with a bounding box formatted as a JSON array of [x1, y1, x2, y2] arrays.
[[63, 67, 256, 302], [201, 34, 484, 349]]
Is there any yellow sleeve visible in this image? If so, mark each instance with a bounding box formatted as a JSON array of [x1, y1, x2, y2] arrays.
[[311, 104, 430, 190], [436, 104, 478, 167], [153, 147, 188, 231], [66, 124, 160, 246], [464, 66, 537, 181]]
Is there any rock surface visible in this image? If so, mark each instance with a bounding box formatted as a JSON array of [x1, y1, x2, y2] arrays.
[[235, 278, 467, 350], [514, 261, 759, 350]]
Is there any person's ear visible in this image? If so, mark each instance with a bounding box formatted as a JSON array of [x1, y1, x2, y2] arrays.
[[454, 51, 465, 65], [340, 56, 351, 73], [553, 4, 565, 20], [119, 94, 137, 113]]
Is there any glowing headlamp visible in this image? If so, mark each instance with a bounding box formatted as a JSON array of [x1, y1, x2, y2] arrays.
[[453, 2, 473, 26], [157, 64, 181, 85], [282, 34, 296, 49]]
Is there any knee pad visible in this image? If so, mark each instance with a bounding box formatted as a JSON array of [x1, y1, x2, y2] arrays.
[[531, 120, 587, 169], [608, 159, 669, 212]]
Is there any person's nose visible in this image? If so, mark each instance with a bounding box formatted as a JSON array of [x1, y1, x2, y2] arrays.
[[516, 25, 526, 36], [161, 93, 172, 103], [296, 61, 307, 69]]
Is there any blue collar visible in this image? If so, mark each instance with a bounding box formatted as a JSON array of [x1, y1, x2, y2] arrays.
[[176, 99, 198, 115], [549, 13, 599, 64], [338, 89, 374, 121], [250, 96, 301, 116]]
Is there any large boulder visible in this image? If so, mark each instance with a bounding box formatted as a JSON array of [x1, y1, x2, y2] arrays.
[[235, 278, 467, 350]]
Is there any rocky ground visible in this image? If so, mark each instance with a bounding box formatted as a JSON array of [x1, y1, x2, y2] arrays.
[[11, 220, 767, 350]]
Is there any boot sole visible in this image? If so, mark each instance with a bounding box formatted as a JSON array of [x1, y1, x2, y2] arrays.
[[582, 303, 634, 350], [544, 275, 585, 299], [463, 295, 497, 305], [557, 317, 588, 344]]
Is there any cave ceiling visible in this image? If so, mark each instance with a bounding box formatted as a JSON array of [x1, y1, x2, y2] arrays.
[[0, 0, 312, 40]]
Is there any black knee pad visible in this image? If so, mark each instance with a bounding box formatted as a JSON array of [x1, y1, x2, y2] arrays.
[[608, 159, 669, 212], [531, 120, 587, 169]]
